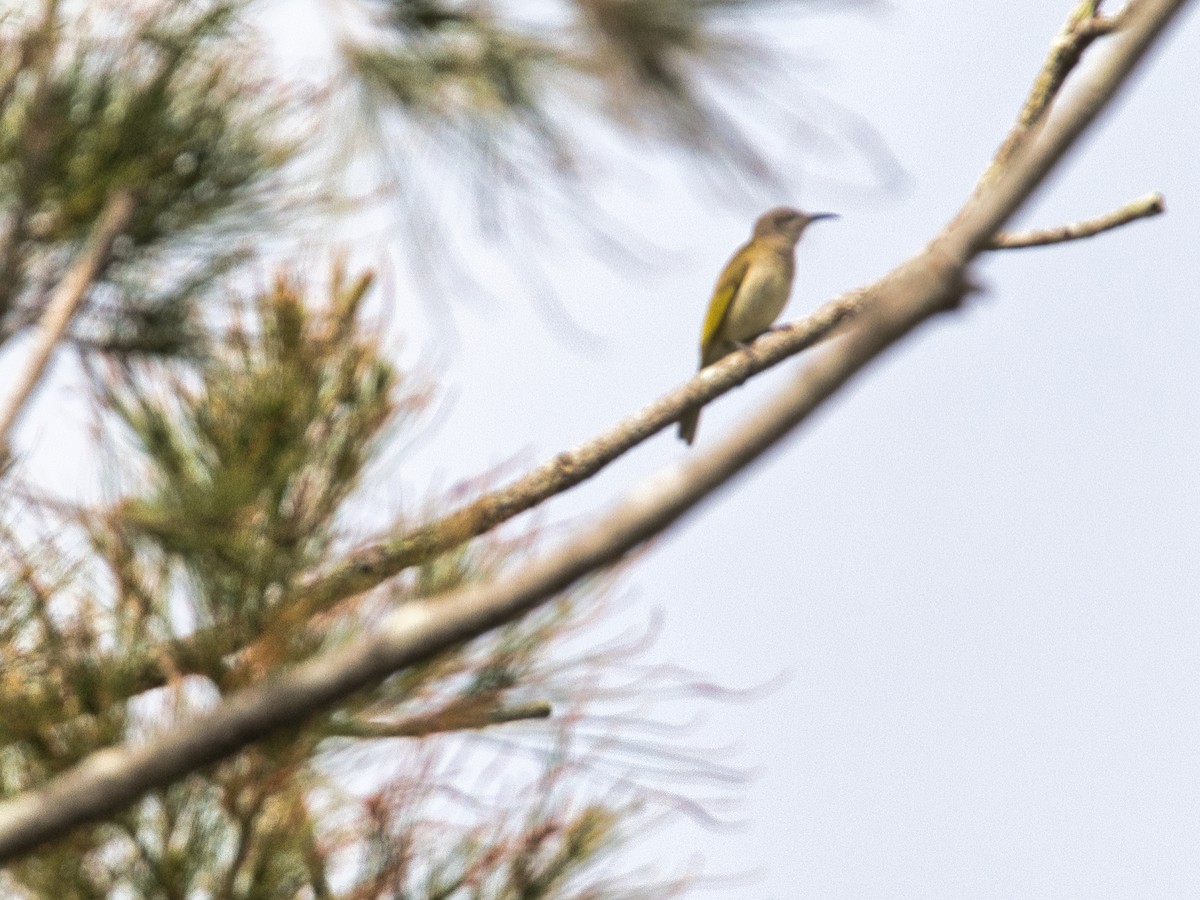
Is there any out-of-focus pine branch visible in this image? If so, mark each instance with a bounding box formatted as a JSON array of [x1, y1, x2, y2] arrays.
[[342, 0, 801, 162], [0, 0, 289, 361]]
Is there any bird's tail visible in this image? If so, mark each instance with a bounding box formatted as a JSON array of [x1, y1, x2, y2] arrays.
[[678, 407, 701, 445]]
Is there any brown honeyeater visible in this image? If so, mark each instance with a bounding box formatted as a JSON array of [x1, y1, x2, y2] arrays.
[[678, 207, 837, 445]]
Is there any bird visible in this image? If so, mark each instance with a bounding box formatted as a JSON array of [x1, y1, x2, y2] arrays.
[[678, 206, 837, 445]]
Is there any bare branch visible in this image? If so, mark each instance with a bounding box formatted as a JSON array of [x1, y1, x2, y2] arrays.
[[0, 190, 135, 460], [988, 192, 1164, 249], [988, 1, 1115, 176], [0, 0, 1185, 861]]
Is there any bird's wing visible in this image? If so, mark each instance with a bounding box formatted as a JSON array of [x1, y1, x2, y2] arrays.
[[699, 250, 750, 365]]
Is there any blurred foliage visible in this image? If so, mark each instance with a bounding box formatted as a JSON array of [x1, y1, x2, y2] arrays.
[[348, 3, 550, 118], [341, 0, 791, 191], [345, 0, 783, 142], [110, 270, 395, 629], [0, 0, 288, 357], [0, 3, 273, 245], [0, 267, 704, 897], [574, 0, 767, 138]]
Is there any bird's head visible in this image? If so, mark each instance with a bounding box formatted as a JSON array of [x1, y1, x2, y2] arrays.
[[753, 206, 839, 244]]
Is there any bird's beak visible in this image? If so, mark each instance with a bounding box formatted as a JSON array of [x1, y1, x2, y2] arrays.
[[808, 212, 839, 222]]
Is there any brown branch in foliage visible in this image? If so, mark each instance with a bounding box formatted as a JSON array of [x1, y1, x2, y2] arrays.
[[0, 191, 135, 460], [0, 0, 1184, 861], [329, 700, 552, 740], [988, 192, 1164, 248]]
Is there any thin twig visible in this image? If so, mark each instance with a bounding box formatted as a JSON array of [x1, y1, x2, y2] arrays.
[[988, 192, 1164, 249], [0, 191, 136, 460], [0, 0, 1185, 861]]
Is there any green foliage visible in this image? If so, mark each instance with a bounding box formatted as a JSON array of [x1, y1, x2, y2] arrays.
[[0, 1, 280, 246], [0, 268, 667, 898], [0, 0, 288, 357], [113, 271, 395, 627]]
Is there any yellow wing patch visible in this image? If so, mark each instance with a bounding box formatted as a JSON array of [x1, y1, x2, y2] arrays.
[[699, 251, 749, 366]]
